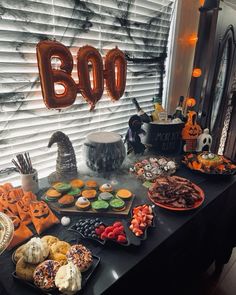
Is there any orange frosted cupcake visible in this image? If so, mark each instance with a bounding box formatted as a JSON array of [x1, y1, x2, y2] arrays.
[[99, 183, 113, 193], [116, 189, 133, 200], [45, 189, 62, 202], [85, 180, 98, 190], [82, 189, 97, 199], [70, 179, 84, 189]]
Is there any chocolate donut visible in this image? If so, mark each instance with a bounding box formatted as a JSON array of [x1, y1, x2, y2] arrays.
[[66, 244, 93, 272], [33, 260, 60, 290]]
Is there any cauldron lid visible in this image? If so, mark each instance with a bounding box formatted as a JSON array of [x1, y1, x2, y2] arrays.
[[86, 132, 121, 144]]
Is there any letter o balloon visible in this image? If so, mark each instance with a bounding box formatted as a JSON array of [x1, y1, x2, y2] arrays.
[[77, 45, 104, 110], [104, 47, 127, 101], [36, 40, 77, 109]]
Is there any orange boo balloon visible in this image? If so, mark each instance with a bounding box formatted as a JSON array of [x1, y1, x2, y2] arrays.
[[36, 40, 77, 109], [104, 47, 127, 101], [77, 45, 104, 110]]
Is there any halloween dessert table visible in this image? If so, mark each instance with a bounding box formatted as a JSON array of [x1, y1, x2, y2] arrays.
[[0, 165, 236, 295]]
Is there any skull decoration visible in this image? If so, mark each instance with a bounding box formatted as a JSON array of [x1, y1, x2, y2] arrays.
[[196, 128, 212, 152]]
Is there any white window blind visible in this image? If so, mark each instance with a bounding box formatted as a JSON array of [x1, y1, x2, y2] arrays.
[[0, 0, 175, 184]]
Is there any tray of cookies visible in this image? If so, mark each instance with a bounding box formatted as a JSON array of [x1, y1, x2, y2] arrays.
[[41, 179, 135, 217], [12, 235, 100, 294]]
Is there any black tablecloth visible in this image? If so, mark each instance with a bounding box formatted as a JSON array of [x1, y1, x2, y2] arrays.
[[1, 165, 236, 295]]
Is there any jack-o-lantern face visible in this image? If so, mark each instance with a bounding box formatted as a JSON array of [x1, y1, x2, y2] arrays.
[[11, 216, 21, 230], [17, 200, 29, 213], [32, 202, 49, 219], [182, 111, 202, 140]]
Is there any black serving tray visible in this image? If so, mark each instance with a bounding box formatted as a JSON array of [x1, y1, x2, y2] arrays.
[[12, 255, 100, 295], [68, 219, 141, 247], [128, 204, 156, 241]]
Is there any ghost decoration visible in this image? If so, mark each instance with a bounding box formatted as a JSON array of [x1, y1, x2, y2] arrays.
[[196, 128, 212, 152]]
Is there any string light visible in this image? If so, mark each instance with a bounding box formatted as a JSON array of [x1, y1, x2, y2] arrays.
[[199, 0, 205, 6], [188, 33, 198, 45], [186, 98, 196, 108], [192, 68, 202, 77]]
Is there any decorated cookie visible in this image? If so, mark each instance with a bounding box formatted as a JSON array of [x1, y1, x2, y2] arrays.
[[91, 200, 109, 211], [81, 189, 97, 199], [67, 188, 81, 197], [49, 241, 71, 265], [85, 180, 98, 189], [99, 183, 113, 193], [109, 198, 125, 211], [116, 189, 133, 200], [45, 189, 61, 201], [70, 179, 84, 189], [41, 235, 59, 247], [53, 183, 71, 194], [98, 192, 113, 201], [16, 257, 38, 282], [58, 195, 75, 208], [75, 197, 91, 210]]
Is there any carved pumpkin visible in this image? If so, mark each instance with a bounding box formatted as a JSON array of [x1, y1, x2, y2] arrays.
[[30, 201, 59, 234], [182, 111, 202, 152]]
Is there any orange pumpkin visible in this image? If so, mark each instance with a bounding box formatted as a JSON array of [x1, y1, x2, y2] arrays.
[[30, 201, 59, 234], [182, 111, 202, 152]]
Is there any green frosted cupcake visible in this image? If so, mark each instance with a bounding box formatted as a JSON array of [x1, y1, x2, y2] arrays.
[[67, 188, 81, 197], [91, 200, 109, 211], [53, 183, 71, 193], [109, 198, 126, 211]]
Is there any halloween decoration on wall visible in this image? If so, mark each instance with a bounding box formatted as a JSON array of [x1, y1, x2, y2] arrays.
[[84, 131, 126, 172], [77, 45, 104, 110], [36, 40, 127, 110], [196, 128, 212, 152], [7, 216, 33, 250], [182, 111, 202, 152], [36, 40, 77, 109], [124, 115, 146, 155], [29, 201, 59, 235], [104, 47, 127, 101], [0, 212, 14, 254], [48, 131, 78, 183]]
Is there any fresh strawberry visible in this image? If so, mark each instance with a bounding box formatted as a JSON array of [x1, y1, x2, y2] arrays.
[[104, 226, 114, 234], [100, 232, 107, 240], [113, 221, 122, 228], [107, 232, 115, 239], [95, 228, 101, 235], [99, 225, 106, 232], [118, 225, 124, 232], [117, 235, 127, 243]]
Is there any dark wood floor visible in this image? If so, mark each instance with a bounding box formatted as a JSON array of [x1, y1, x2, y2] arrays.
[[186, 249, 236, 295]]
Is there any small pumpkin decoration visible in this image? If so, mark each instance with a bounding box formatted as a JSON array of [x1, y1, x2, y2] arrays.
[[30, 201, 59, 234], [7, 215, 33, 250], [182, 111, 202, 152]]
